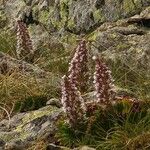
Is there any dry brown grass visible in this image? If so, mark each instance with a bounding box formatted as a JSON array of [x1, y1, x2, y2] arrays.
[[0, 70, 60, 120]]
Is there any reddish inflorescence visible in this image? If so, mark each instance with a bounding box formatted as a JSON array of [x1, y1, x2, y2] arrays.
[[16, 20, 34, 62], [93, 56, 116, 106], [61, 75, 86, 128], [68, 40, 88, 91], [61, 41, 117, 127]]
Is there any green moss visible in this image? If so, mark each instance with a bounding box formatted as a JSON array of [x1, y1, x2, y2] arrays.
[[16, 106, 58, 132], [109, 33, 118, 39], [18, 132, 30, 141], [0, 132, 20, 142], [50, 0, 69, 29], [61, 0, 69, 3], [50, 0, 74, 29], [46, 0, 75, 30], [60, 0, 69, 27], [61, 32, 77, 44], [134, 0, 143, 8], [93, 9, 105, 22], [67, 18, 76, 29], [23, 108, 54, 125], [0, 29, 16, 54], [0, 10, 7, 28], [38, 10, 49, 24], [32, 5, 39, 20], [87, 31, 100, 41], [116, 43, 130, 51], [123, 0, 136, 14]]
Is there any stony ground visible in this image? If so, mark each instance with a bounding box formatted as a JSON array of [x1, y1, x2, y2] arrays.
[[0, 0, 150, 149]]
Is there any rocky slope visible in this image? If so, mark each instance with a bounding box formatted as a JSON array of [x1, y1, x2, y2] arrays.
[[0, 0, 150, 149]]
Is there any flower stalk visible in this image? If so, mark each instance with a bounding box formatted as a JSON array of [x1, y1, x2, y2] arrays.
[[16, 20, 34, 62], [68, 40, 88, 92], [61, 75, 86, 128], [93, 56, 115, 106]]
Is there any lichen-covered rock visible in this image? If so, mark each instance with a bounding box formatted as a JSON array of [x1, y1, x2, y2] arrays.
[[46, 98, 62, 108], [4, 0, 26, 25], [127, 6, 150, 27], [0, 105, 63, 149], [1, 0, 149, 61], [83, 86, 138, 103], [89, 21, 150, 76], [3, 0, 150, 34]]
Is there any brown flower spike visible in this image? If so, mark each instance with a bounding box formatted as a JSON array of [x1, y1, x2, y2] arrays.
[[61, 75, 86, 128], [93, 56, 115, 106], [68, 40, 88, 91], [16, 20, 34, 62]]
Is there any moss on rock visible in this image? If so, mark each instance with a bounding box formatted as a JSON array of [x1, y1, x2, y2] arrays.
[[0, 105, 60, 144], [116, 43, 131, 51], [123, 0, 136, 14], [38, 10, 49, 24], [93, 9, 105, 22], [16, 106, 58, 131]]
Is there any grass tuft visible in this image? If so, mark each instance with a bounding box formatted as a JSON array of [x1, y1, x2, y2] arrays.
[[56, 99, 150, 149]]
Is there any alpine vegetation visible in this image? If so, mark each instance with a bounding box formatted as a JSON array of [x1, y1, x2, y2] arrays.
[[68, 40, 88, 92], [61, 75, 86, 128], [93, 56, 116, 106], [58, 40, 146, 149], [60, 40, 116, 127], [16, 20, 34, 62]]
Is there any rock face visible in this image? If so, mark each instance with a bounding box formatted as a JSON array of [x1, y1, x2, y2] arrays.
[[86, 6, 150, 78], [0, 105, 62, 150], [1, 1, 150, 73], [93, 26, 150, 72], [127, 6, 150, 26], [3, 0, 150, 34]]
